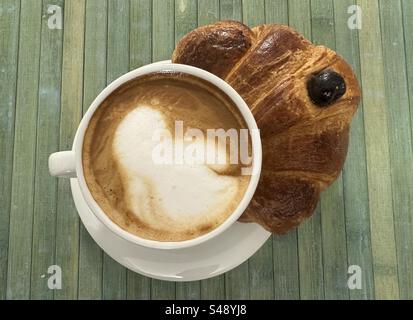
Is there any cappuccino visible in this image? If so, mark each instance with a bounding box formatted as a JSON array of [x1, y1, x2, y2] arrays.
[[83, 72, 252, 242]]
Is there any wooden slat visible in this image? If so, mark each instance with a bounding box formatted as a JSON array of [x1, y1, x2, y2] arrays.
[[54, 0, 85, 300], [265, 0, 300, 301], [201, 277, 225, 300], [403, 0, 413, 151], [240, 0, 275, 301], [153, 0, 175, 61], [107, 0, 130, 80], [127, 272, 151, 300], [130, 0, 152, 69], [30, 0, 64, 300], [334, 0, 374, 300], [175, 0, 197, 44], [102, 0, 130, 300], [379, 0, 413, 300], [126, 0, 152, 300], [242, 0, 264, 27], [198, 0, 219, 25], [357, 0, 399, 300], [271, 233, 300, 300], [296, 212, 324, 300], [288, 0, 324, 300], [225, 264, 249, 299], [265, 0, 288, 24], [0, 0, 20, 300], [288, 0, 311, 35], [77, 0, 107, 300], [6, 0, 42, 300], [173, 0, 200, 300], [150, 0, 176, 300], [311, 0, 349, 300], [220, 0, 242, 21], [401, 0, 413, 299]]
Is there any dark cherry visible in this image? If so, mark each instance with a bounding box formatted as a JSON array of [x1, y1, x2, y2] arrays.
[[307, 69, 346, 107]]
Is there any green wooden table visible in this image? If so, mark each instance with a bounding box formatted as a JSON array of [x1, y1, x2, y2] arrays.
[[1, 0, 412, 300]]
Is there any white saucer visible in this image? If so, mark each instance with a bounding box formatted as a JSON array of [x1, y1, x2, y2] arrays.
[[70, 178, 271, 282]]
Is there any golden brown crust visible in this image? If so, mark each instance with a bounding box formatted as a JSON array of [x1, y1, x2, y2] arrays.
[[173, 21, 361, 234], [172, 21, 254, 79], [240, 172, 320, 234]]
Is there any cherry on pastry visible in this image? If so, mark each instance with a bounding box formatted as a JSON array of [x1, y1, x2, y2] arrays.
[[307, 69, 346, 107]]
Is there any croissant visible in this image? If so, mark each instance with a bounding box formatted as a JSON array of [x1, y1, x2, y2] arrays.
[[172, 21, 361, 234]]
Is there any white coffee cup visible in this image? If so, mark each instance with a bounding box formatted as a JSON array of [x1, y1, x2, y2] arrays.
[[49, 62, 262, 250]]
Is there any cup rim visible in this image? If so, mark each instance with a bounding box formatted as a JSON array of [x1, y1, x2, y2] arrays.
[[73, 62, 262, 250]]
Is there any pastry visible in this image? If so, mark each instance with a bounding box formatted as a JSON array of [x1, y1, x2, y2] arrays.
[[172, 21, 361, 234]]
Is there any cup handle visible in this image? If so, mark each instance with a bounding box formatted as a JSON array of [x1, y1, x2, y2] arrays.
[[48, 151, 77, 178]]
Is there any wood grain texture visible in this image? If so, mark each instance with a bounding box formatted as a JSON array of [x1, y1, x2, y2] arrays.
[[0, 0, 20, 300], [401, 0, 413, 299], [77, 0, 107, 300], [54, 0, 85, 300], [2, 0, 413, 300], [6, 0, 42, 300], [311, 0, 350, 300], [357, 0, 399, 300], [242, 0, 264, 27], [265, 0, 288, 25], [271, 233, 299, 300], [220, 0, 242, 21], [126, 0, 152, 300], [153, 0, 175, 61], [288, 0, 324, 300], [30, 0, 64, 300], [198, 0, 219, 25], [379, 0, 413, 300], [130, 0, 152, 70], [175, 0, 197, 45], [334, 0, 374, 300], [403, 0, 413, 151]]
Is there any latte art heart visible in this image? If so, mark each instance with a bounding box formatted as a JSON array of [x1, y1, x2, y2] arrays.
[[113, 106, 240, 231]]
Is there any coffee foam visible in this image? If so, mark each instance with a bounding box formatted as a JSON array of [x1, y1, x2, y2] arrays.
[[114, 106, 240, 233], [82, 72, 251, 241]]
